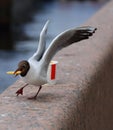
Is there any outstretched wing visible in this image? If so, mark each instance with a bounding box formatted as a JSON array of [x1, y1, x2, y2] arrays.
[[30, 20, 50, 61], [41, 26, 97, 70]]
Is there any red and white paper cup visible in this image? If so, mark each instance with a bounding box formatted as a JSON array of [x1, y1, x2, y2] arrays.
[[47, 61, 58, 85]]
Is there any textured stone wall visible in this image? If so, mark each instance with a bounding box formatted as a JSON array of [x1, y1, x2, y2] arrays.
[[0, 1, 113, 129]]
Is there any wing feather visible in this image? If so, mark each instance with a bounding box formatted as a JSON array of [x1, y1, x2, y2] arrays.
[[30, 20, 50, 61], [41, 26, 97, 70]]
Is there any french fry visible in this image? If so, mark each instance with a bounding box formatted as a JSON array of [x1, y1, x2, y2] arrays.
[[6, 71, 15, 75], [6, 71, 21, 75]]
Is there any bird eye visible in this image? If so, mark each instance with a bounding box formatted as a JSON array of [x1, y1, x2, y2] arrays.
[[22, 64, 26, 68]]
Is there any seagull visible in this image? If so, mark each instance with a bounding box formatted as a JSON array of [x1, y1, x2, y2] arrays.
[[7, 20, 97, 99]]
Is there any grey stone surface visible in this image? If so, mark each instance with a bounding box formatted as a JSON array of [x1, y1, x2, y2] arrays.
[[0, 1, 113, 129]]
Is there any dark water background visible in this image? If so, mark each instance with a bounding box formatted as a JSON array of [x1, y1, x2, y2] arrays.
[[0, 1, 106, 93]]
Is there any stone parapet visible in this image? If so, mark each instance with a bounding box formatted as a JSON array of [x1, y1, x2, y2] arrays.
[[0, 1, 113, 129]]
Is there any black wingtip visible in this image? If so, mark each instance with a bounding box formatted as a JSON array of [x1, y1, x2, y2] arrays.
[[93, 27, 97, 33], [87, 27, 97, 34]]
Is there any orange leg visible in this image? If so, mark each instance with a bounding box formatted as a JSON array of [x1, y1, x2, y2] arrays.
[[16, 83, 28, 96], [28, 85, 42, 100]]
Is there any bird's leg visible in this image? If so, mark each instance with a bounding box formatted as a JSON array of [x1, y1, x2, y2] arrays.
[[28, 85, 42, 100], [16, 83, 28, 96]]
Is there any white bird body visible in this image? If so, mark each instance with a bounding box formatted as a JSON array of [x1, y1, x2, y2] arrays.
[[11, 20, 96, 99], [22, 58, 47, 86]]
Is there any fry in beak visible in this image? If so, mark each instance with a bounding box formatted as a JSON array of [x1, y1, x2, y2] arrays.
[[14, 71, 22, 76], [6, 71, 15, 75], [6, 71, 22, 76]]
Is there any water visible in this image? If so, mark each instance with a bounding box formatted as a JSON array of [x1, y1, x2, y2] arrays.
[[0, 0, 106, 93]]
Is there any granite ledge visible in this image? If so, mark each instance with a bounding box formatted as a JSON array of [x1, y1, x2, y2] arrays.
[[1, 1, 113, 130]]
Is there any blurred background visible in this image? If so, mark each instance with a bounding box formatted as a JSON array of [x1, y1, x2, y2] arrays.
[[0, 0, 109, 93]]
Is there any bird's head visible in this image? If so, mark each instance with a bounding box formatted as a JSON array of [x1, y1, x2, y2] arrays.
[[14, 60, 30, 77]]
